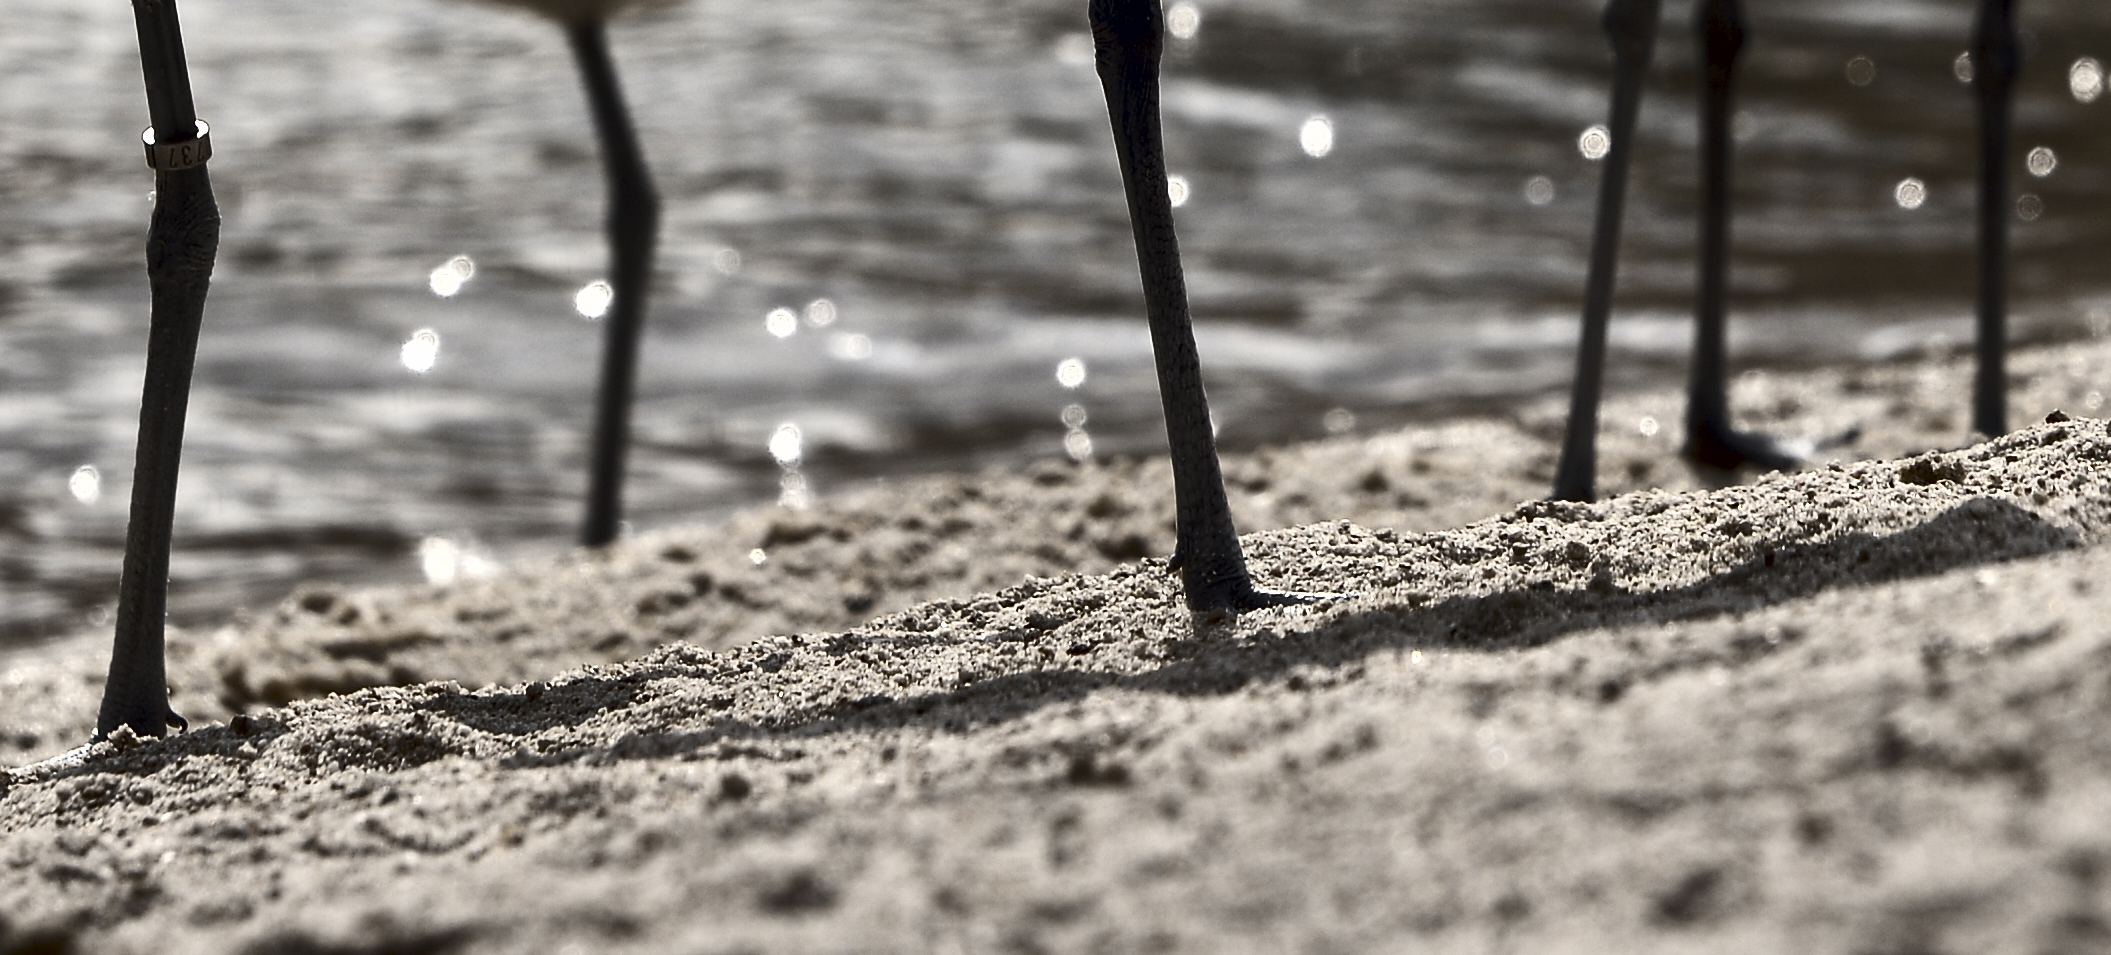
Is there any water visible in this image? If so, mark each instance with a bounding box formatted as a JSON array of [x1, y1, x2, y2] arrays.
[[5, 0, 2111, 644]]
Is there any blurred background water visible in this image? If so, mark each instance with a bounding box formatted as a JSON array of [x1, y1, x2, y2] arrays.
[[4, 0, 2111, 646]]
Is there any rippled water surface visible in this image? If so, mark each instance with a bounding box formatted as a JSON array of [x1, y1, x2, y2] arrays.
[[5, 0, 2111, 643]]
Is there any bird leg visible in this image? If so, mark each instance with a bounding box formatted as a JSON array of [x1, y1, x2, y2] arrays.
[[1552, 0, 1661, 502], [1971, 0, 2018, 438], [1681, 0, 1800, 475], [566, 16, 662, 547], [1089, 0, 1325, 613], [97, 0, 218, 741]]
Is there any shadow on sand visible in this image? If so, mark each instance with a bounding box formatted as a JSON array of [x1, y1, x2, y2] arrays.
[[16, 495, 2074, 786], [435, 494, 2075, 769]]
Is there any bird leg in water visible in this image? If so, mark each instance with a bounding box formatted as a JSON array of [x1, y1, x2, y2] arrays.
[[1682, 0, 1801, 475], [98, 0, 218, 741], [1089, 0, 1325, 612], [568, 16, 662, 548], [1552, 0, 1660, 502], [1972, 0, 2018, 438]]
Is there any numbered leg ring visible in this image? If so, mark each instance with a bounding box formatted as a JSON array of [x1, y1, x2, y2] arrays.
[[142, 120, 211, 171]]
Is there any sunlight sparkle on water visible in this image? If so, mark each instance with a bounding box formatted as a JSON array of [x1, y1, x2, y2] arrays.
[[1638, 416, 1660, 437], [68, 465, 100, 505], [2073, 58, 2104, 103], [1299, 115, 1334, 158], [574, 281, 613, 320], [1323, 408, 1356, 434], [766, 308, 799, 339], [420, 536, 460, 584], [419, 536, 494, 584], [1523, 176, 1555, 206], [1167, 2, 1201, 40], [779, 470, 811, 510], [427, 255, 475, 298], [827, 333, 873, 361], [2028, 147, 2058, 177], [2018, 194, 2043, 221], [748, 548, 768, 565], [1056, 358, 1087, 388], [400, 329, 441, 374], [1168, 174, 1191, 207], [1954, 52, 1974, 83], [1062, 404, 1092, 461], [713, 248, 742, 275], [769, 423, 804, 465], [804, 299, 837, 327], [1895, 177, 1927, 209], [1578, 125, 1610, 161]]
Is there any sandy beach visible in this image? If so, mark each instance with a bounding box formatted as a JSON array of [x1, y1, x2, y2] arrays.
[[5, 336, 2111, 953]]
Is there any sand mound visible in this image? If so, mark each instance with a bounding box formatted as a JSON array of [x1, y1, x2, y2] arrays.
[[4, 410, 2111, 952], [8, 336, 2108, 766]]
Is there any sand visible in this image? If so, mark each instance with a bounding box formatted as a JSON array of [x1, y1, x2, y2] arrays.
[[4, 337, 2111, 953]]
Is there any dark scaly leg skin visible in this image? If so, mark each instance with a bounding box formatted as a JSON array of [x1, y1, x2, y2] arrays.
[[98, 0, 217, 741], [569, 17, 662, 548], [1972, 0, 2018, 438], [1551, 0, 1661, 503], [1683, 0, 1799, 476], [1089, 0, 1325, 612]]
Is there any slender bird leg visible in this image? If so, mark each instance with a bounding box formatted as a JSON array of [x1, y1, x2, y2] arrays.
[[567, 16, 662, 548], [1089, 0, 1326, 613], [1551, 0, 1661, 502], [1682, 0, 1799, 475], [1971, 0, 2018, 438], [97, 0, 218, 740]]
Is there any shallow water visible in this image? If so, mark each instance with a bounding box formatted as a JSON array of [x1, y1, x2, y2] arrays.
[[3, 0, 2110, 644]]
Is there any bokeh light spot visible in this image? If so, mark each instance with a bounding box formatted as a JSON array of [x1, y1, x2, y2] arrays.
[[2074, 58, 2105, 103], [1895, 177, 1927, 209], [1167, 1, 1201, 40], [68, 465, 100, 505], [574, 281, 613, 320], [1299, 115, 1334, 158], [1845, 56, 1876, 86], [400, 328, 441, 374], [827, 333, 873, 361], [2028, 146, 2058, 178], [427, 255, 475, 298], [769, 423, 804, 465]]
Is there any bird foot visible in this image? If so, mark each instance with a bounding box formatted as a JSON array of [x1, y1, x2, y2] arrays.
[[4, 705, 182, 785], [1683, 420, 1860, 480], [94, 706, 187, 744], [1170, 543, 1348, 616], [1185, 576, 1348, 623]]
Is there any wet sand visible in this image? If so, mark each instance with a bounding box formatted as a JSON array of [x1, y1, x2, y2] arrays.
[[4, 338, 2111, 952]]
